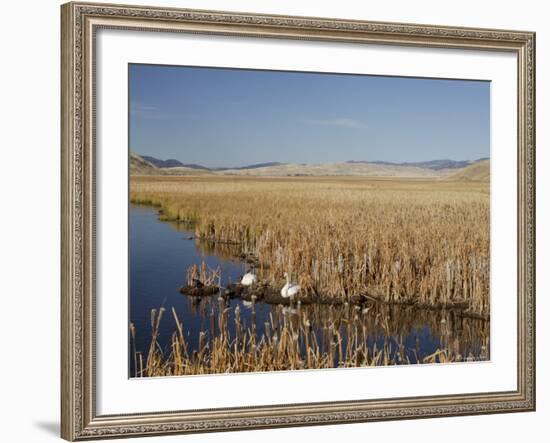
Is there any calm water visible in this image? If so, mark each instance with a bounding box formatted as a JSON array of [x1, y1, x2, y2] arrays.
[[129, 204, 489, 375]]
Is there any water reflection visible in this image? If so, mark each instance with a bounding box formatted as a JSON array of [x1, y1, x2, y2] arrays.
[[180, 293, 489, 366]]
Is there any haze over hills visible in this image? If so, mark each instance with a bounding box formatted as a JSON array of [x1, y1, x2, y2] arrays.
[[130, 152, 489, 180], [138, 154, 484, 172], [348, 159, 486, 171], [217, 162, 447, 177]]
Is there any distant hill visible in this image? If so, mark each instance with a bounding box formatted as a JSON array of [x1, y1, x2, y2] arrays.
[[132, 153, 490, 179], [218, 162, 287, 171], [130, 153, 212, 176], [130, 153, 158, 175], [447, 159, 490, 181], [348, 159, 472, 171], [218, 162, 448, 178], [139, 155, 288, 171], [141, 155, 210, 170]]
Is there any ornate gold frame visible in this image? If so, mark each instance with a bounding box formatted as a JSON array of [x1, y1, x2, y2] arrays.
[[61, 2, 536, 440]]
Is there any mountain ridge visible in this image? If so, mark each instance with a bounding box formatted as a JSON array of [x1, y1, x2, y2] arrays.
[[130, 152, 489, 180], [140, 154, 486, 172], [140, 155, 211, 170]]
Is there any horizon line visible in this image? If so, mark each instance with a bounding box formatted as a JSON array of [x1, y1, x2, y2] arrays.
[[134, 152, 489, 170]]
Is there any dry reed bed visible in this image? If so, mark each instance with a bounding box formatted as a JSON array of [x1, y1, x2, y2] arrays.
[[130, 176, 490, 316], [131, 301, 489, 377], [184, 294, 490, 360]]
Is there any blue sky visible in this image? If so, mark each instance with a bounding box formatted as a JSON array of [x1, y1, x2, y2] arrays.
[[129, 64, 490, 168]]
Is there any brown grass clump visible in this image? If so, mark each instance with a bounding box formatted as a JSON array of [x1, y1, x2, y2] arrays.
[[131, 175, 489, 316], [186, 260, 221, 287]]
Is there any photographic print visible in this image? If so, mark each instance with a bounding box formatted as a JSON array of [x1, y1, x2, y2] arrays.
[[128, 64, 490, 377], [61, 5, 536, 438]]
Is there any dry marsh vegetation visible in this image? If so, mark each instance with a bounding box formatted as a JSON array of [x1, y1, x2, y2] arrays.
[[131, 300, 489, 377], [130, 175, 490, 316]]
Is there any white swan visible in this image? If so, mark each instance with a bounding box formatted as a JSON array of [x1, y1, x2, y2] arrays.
[[281, 272, 301, 299], [241, 268, 257, 286]]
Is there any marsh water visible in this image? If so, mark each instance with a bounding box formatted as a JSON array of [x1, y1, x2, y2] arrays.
[[129, 204, 489, 376]]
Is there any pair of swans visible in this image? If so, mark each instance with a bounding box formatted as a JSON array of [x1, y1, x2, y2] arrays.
[[240, 269, 301, 299]]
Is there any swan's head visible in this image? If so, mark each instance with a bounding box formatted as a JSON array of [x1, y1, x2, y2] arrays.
[[283, 272, 288, 278]]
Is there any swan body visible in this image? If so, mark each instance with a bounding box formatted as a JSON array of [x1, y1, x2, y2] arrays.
[[241, 270, 257, 286], [281, 272, 301, 298]]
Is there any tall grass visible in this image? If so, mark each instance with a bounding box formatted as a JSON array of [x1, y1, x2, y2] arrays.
[[132, 301, 489, 377], [131, 176, 490, 316], [186, 261, 221, 287]]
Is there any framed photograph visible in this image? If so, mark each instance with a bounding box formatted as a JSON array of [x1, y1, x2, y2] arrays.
[[61, 1, 536, 440]]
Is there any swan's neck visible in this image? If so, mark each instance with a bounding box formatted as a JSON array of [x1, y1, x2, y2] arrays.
[[286, 274, 290, 285]]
